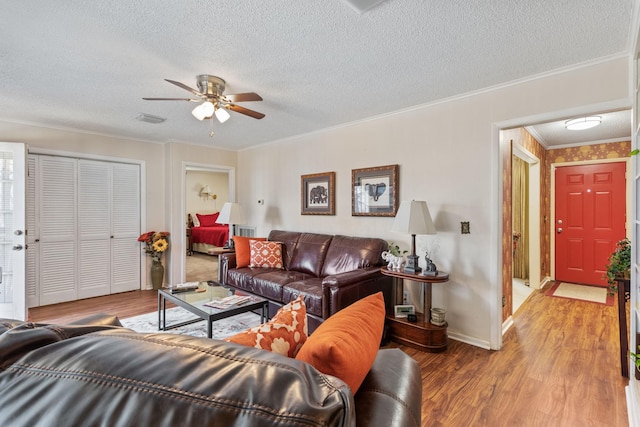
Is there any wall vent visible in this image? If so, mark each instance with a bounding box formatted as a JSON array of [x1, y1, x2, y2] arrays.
[[236, 226, 256, 237]]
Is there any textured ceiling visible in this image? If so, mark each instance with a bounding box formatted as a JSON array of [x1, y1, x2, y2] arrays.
[[0, 1, 634, 150]]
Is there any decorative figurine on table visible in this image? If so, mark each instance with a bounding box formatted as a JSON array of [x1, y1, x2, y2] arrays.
[[381, 250, 404, 271], [423, 251, 438, 276]]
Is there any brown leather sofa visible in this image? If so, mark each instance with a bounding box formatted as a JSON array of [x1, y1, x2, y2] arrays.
[[218, 230, 394, 332], [0, 314, 422, 426]]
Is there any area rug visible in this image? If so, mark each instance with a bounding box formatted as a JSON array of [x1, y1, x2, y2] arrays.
[[545, 282, 614, 306], [120, 307, 261, 339]]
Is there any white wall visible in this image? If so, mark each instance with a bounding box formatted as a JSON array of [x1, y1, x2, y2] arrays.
[[238, 56, 631, 349]]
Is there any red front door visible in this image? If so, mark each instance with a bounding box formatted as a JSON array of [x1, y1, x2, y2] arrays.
[[555, 162, 626, 286]]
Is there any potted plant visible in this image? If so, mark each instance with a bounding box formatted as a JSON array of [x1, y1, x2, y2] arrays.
[[604, 237, 631, 294], [388, 242, 408, 258]]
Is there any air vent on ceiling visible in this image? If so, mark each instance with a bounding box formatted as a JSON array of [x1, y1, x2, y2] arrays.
[[135, 113, 166, 124]]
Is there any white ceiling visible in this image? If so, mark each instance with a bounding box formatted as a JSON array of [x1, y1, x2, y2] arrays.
[[0, 1, 635, 150]]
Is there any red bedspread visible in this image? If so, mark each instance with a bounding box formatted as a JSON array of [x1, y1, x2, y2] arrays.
[[191, 225, 229, 247]]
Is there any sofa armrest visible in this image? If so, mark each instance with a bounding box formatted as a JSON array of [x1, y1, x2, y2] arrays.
[[354, 348, 422, 427], [0, 318, 124, 370], [322, 268, 382, 288], [321, 269, 393, 318], [218, 253, 237, 284]]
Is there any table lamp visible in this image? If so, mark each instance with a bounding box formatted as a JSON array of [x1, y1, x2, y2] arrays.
[[391, 200, 436, 274], [216, 202, 246, 249]]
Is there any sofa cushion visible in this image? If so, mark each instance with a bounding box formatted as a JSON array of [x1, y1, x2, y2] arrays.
[[295, 292, 385, 393], [282, 278, 324, 318], [227, 268, 315, 303], [321, 235, 387, 276], [224, 296, 307, 357], [288, 233, 333, 277], [268, 230, 301, 270], [249, 240, 284, 269], [233, 236, 267, 268]]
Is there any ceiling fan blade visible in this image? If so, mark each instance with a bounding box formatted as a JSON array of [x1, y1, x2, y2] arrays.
[[142, 97, 199, 101], [226, 104, 265, 119], [225, 92, 263, 102], [164, 79, 203, 97]]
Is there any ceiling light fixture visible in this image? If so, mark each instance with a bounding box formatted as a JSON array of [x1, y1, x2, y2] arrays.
[[191, 101, 215, 121], [215, 105, 231, 123], [565, 116, 601, 130]]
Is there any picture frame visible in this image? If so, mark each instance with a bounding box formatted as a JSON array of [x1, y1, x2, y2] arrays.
[[351, 164, 399, 216], [301, 171, 335, 215]]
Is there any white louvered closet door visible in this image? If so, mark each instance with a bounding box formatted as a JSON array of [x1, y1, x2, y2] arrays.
[[38, 156, 77, 306], [111, 163, 140, 293], [78, 160, 111, 299]]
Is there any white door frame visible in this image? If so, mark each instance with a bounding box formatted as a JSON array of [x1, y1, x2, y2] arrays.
[[0, 142, 26, 320], [180, 161, 235, 282]]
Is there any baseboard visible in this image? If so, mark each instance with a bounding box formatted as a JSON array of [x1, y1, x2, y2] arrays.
[[448, 330, 491, 350], [627, 384, 640, 427], [502, 316, 514, 335], [539, 276, 552, 290]]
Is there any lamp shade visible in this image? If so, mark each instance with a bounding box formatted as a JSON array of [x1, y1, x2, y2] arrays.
[[391, 200, 436, 235], [201, 185, 211, 195], [216, 202, 246, 225]]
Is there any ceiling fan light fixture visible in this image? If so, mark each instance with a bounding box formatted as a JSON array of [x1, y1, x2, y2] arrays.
[[215, 106, 231, 123], [565, 116, 601, 130], [191, 101, 215, 120]]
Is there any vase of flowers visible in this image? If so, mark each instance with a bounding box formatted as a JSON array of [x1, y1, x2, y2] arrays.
[[138, 231, 170, 289]]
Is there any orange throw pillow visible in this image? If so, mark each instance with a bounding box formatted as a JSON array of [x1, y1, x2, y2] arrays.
[[295, 292, 385, 393], [224, 296, 308, 357], [249, 240, 284, 269], [233, 236, 266, 268]]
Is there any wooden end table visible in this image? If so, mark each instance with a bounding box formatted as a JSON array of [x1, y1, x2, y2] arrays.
[[381, 267, 449, 352], [207, 247, 235, 256]]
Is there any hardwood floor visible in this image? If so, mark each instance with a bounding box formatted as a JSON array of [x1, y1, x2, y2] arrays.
[[28, 287, 629, 426]]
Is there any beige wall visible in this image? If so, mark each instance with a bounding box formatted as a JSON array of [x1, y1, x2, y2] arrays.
[[238, 56, 631, 349], [185, 170, 229, 216], [0, 121, 237, 290]]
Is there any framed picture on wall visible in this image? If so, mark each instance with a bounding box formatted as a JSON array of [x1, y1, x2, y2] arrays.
[[301, 172, 335, 215], [352, 164, 398, 216]]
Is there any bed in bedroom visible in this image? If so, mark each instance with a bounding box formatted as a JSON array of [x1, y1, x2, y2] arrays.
[[187, 213, 229, 254]]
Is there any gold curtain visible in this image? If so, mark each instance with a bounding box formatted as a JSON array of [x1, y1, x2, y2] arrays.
[[512, 155, 529, 279]]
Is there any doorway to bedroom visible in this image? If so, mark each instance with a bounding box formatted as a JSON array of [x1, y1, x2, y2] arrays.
[[184, 166, 231, 282]]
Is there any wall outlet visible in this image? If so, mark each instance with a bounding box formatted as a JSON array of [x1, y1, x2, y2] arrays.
[[403, 290, 408, 304]]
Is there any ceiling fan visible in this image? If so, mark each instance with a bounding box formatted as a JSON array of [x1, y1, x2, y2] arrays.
[[143, 75, 265, 123]]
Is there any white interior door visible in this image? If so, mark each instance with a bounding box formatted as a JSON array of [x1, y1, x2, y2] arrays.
[[0, 142, 26, 320]]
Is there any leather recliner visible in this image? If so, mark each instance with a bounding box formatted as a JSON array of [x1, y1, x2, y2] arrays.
[[0, 314, 422, 426]]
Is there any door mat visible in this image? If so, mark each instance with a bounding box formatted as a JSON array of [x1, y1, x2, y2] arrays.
[[545, 282, 614, 306], [120, 307, 261, 339]]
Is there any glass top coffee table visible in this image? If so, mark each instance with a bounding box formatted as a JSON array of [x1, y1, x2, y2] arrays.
[[157, 281, 268, 338]]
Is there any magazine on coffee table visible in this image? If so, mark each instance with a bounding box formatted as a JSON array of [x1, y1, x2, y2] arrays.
[[165, 282, 201, 293], [204, 295, 253, 309]]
